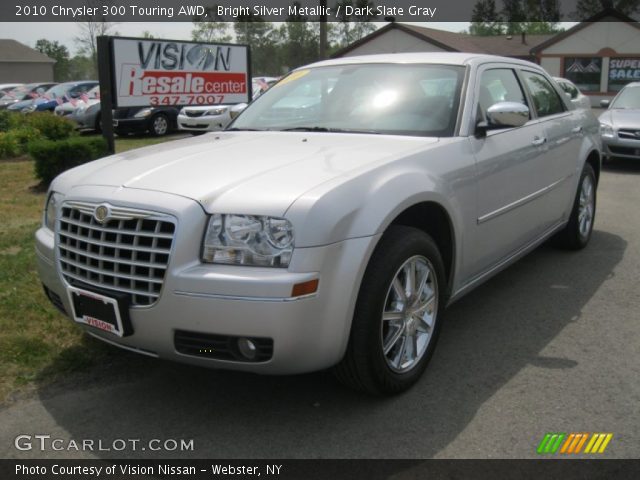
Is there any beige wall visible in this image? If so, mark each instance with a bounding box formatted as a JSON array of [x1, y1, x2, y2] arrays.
[[0, 62, 54, 83], [340, 29, 447, 57], [541, 20, 640, 55]]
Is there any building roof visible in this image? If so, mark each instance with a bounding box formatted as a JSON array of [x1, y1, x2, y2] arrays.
[[530, 7, 640, 53], [0, 39, 55, 63], [332, 23, 554, 59]]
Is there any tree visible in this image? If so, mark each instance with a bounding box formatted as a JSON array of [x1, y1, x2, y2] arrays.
[[67, 55, 96, 80], [74, 2, 118, 78], [334, 0, 378, 47], [234, 15, 282, 75], [191, 6, 232, 43], [141, 31, 156, 39], [278, 3, 321, 70], [470, 0, 504, 35], [574, 0, 640, 19], [499, 0, 563, 35], [35, 39, 70, 81]]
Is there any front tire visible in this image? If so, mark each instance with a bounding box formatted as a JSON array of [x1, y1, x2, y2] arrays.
[[553, 163, 596, 249], [334, 226, 446, 395], [150, 114, 169, 136]]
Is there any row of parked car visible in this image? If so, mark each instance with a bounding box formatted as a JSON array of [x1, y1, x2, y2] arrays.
[[2, 76, 638, 162], [0, 77, 278, 137]]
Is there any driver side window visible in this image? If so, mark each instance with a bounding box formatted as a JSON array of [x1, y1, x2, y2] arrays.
[[478, 68, 529, 122]]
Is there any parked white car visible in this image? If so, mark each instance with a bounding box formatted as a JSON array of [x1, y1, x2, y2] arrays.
[[554, 77, 591, 109], [36, 53, 601, 394], [177, 77, 279, 134]]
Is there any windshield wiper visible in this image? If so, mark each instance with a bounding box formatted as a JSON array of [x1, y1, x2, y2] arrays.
[[281, 126, 380, 134]]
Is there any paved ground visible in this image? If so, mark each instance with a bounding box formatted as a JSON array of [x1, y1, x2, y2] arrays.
[[1, 159, 639, 460]]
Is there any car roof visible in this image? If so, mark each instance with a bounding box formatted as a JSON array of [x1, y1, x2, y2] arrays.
[[304, 52, 541, 70]]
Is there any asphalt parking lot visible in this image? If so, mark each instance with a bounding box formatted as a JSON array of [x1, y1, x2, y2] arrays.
[[1, 159, 639, 460]]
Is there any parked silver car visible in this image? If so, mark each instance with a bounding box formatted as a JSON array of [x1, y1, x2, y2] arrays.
[[36, 53, 601, 394], [554, 77, 591, 109], [599, 82, 640, 161]]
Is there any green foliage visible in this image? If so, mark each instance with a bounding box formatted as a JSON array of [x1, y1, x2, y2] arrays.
[[575, 0, 640, 19], [29, 136, 108, 186], [35, 39, 70, 82], [191, 8, 232, 43], [25, 112, 75, 141]]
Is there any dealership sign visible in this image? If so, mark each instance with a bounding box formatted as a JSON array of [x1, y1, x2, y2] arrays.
[[110, 37, 250, 107], [609, 58, 640, 81]]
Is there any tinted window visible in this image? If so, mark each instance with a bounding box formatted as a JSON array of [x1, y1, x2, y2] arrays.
[[522, 71, 565, 117], [478, 68, 528, 121]]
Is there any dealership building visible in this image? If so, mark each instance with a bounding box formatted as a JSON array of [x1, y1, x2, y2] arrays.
[[333, 8, 640, 106], [0, 39, 55, 83]]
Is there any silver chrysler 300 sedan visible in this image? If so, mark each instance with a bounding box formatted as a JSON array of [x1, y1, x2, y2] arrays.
[[36, 53, 601, 394]]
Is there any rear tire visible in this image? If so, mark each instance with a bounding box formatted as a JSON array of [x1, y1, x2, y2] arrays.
[[553, 163, 596, 250], [334, 226, 446, 395]]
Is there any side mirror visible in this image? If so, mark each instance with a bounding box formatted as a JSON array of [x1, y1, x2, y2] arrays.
[[600, 99, 610, 108], [477, 102, 529, 136], [229, 103, 247, 120]]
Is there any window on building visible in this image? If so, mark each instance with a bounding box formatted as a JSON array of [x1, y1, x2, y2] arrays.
[[522, 71, 565, 118], [563, 57, 602, 92], [608, 58, 640, 92]]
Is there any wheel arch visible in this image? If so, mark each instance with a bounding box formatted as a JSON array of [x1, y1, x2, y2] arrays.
[[585, 149, 601, 185], [386, 201, 456, 297]]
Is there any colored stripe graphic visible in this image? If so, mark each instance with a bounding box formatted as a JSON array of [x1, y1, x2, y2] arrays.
[[585, 433, 613, 453], [539, 433, 613, 454], [537, 433, 566, 454]]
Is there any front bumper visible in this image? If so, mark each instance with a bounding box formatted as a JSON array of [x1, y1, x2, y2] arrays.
[[602, 135, 640, 159], [35, 187, 377, 374], [113, 117, 150, 135], [177, 113, 229, 132]]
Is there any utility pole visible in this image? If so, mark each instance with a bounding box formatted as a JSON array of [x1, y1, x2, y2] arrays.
[[319, 0, 327, 59]]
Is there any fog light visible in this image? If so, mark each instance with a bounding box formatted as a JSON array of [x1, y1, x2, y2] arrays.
[[237, 338, 257, 360]]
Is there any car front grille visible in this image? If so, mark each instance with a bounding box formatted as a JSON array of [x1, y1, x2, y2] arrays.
[[608, 145, 640, 157], [618, 129, 640, 140], [184, 110, 205, 117], [57, 201, 176, 306]]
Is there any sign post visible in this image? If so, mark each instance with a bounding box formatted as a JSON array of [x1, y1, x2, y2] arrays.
[[97, 35, 116, 154]]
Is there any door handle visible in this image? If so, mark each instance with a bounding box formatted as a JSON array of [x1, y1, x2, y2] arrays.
[[531, 136, 547, 146], [571, 126, 583, 134]]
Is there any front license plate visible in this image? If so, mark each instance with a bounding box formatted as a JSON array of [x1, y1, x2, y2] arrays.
[[112, 119, 119, 126], [68, 286, 127, 337]]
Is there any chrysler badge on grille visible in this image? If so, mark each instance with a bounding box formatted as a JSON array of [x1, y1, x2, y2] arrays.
[[94, 204, 111, 223]]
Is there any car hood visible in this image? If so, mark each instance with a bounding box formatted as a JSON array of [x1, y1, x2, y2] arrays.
[[599, 109, 640, 128], [55, 132, 437, 216]]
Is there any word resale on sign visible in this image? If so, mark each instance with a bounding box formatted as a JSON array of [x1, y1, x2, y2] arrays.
[[112, 38, 250, 108]]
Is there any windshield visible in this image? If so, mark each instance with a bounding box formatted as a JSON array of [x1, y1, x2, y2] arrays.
[[232, 64, 465, 136], [611, 86, 640, 109]]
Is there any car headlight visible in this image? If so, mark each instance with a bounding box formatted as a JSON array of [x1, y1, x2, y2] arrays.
[[202, 214, 294, 267], [44, 192, 64, 231], [600, 123, 615, 137], [134, 108, 153, 118], [206, 107, 229, 116]]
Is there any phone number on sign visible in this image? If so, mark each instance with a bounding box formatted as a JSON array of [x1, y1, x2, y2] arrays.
[[149, 95, 227, 106]]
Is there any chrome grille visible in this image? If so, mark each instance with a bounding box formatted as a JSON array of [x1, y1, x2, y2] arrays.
[[57, 202, 176, 306], [184, 110, 205, 117]]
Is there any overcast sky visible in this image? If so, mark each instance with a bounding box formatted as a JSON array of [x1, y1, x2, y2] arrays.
[[0, 21, 472, 54]]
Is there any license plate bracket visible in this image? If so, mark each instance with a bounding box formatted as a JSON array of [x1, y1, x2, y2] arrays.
[[67, 286, 133, 337]]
